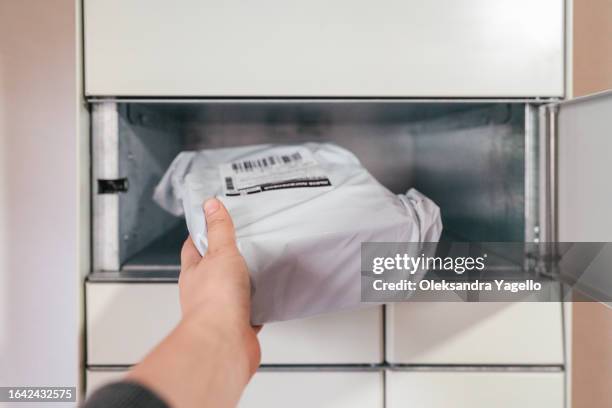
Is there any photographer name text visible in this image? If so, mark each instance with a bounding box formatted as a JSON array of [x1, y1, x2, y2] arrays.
[[372, 279, 542, 293]]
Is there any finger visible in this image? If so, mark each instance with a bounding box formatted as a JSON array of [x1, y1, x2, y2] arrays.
[[180, 236, 201, 270], [253, 325, 263, 334], [203, 198, 237, 255]]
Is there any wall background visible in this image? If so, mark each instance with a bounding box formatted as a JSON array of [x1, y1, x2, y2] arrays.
[[572, 1, 612, 407], [0, 0, 79, 397]]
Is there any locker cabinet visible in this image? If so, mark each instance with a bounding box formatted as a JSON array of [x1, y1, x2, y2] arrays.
[[83, 98, 590, 407], [79, 5, 612, 407]]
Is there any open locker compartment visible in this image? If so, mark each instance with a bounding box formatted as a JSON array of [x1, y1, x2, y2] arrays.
[[90, 101, 535, 275]]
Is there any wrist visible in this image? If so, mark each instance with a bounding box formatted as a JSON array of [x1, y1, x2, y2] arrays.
[[127, 305, 255, 408], [181, 304, 258, 377]]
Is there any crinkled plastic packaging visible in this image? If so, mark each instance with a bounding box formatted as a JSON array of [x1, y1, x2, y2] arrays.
[[154, 143, 442, 324]]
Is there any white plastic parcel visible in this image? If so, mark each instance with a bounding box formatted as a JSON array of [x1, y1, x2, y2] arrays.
[[154, 143, 442, 324]]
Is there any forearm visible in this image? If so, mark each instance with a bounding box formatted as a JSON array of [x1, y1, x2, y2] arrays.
[[120, 201, 260, 408], [127, 309, 253, 408]]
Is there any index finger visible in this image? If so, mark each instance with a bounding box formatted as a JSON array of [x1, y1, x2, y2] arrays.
[[180, 236, 201, 270]]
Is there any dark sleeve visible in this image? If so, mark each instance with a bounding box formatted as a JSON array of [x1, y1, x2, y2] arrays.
[[82, 381, 170, 408]]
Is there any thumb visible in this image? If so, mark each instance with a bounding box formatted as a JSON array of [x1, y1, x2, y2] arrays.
[[203, 198, 237, 255]]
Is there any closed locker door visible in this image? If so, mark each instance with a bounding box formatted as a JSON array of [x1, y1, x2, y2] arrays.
[[86, 370, 126, 397], [83, 0, 563, 97], [386, 302, 564, 365], [86, 282, 383, 365], [87, 370, 384, 407], [240, 371, 383, 408], [386, 370, 564, 408]]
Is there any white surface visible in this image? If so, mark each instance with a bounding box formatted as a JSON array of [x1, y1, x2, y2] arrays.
[[86, 283, 181, 366], [86, 282, 384, 365], [386, 302, 564, 364], [87, 370, 384, 408], [86, 370, 127, 397], [0, 0, 79, 393], [84, 0, 563, 97], [240, 371, 383, 408], [386, 371, 564, 408], [258, 306, 383, 364]]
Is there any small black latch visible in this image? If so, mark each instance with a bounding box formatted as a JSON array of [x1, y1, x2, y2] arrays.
[[98, 178, 129, 194]]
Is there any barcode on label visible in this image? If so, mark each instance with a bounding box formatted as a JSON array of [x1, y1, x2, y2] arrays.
[[230, 152, 303, 173], [225, 177, 235, 191]]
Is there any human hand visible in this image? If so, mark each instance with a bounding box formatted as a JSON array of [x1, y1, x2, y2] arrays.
[[179, 198, 261, 376], [126, 198, 260, 408]]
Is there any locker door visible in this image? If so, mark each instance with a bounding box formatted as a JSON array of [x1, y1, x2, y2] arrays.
[[386, 371, 564, 408], [86, 282, 383, 366], [240, 371, 383, 408], [83, 0, 563, 97], [86, 369, 384, 408], [556, 90, 612, 303]]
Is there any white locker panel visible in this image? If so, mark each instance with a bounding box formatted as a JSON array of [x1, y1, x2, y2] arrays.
[[87, 370, 384, 408], [386, 302, 563, 365], [86, 370, 126, 397], [84, 0, 563, 97], [86, 283, 181, 366], [241, 371, 383, 408], [258, 307, 383, 364], [386, 371, 564, 408], [86, 282, 383, 365]]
